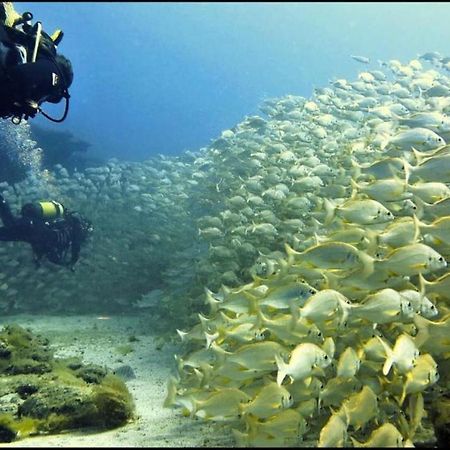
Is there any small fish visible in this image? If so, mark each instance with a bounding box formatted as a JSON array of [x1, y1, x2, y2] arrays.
[[318, 411, 348, 447], [419, 271, 450, 301], [353, 288, 413, 324], [339, 385, 379, 431], [297, 289, 353, 325], [323, 197, 394, 225], [415, 215, 450, 246], [240, 381, 293, 419], [276, 342, 331, 385], [387, 127, 445, 151], [377, 333, 420, 375], [399, 289, 438, 318], [336, 347, 362, 378], [375, 243, 447, 277], [375, 216, 420, 249], [399, 354, 439, 405], [285, 242, 374, 277], [409, 181, 450, 203], [193, 387, 251, 420], [351, 176, 411, 203], [413, 312, 450, 355], [351, 423, 405, 447]]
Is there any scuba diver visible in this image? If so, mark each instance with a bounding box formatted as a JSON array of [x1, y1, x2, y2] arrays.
[[0, 193, 93, 271], [0, 2, 73, 124]]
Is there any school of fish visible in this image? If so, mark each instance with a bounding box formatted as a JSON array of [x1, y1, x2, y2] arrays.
[[163, 53, 450, 447]]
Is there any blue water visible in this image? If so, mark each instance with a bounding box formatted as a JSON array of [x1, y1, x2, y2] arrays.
[[17, 1, 450, 162]]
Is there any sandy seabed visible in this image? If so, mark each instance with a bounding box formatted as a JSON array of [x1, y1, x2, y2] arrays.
[[0, 313, 234, 448]]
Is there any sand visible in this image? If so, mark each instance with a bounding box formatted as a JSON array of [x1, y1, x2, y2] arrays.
[[0, 313, 234, 448]]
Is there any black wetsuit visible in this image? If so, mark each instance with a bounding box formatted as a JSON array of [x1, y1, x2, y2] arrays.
[[0, 194, 86, 269]]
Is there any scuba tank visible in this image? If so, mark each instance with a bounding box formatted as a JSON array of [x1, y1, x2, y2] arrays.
[[21, 200, 65, 220]]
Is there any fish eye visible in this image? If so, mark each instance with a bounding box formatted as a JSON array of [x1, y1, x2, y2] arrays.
[[324, 355, 328, 359], [439, 257, 444, 262]]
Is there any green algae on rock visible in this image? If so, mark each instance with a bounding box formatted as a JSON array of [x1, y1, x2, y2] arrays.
[[0, 324, 135, 443]]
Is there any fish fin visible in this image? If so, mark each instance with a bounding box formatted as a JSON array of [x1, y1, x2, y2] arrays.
[[412, 146, 425, 165], [412, 214, 422, 244], [350, 178, 360, 197], [323, 197, 336, 226], [275, 353, 288, 386], [402, 156, 413, 184], [359, 250, 375, 278], [163, 375, 179, 408], [284, 242, 301, 265], [376, 336, 395, 375], [204, 330, 219, 349], [176, 329, 188, 342]]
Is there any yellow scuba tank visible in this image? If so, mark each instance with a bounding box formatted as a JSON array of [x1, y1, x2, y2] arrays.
[[39, 201, 65, 219]]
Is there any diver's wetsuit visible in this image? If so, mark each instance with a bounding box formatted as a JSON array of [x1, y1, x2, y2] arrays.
[[0, 194, 85, 268]]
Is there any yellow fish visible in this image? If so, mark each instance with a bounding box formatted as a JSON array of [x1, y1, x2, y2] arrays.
[[351, 423, 405, 447], [285, 242, 374, 277], [414, 312, 450, 355], [318, 411, 348, 447], [193, 388, 251, 420], [376, 216, 420, 249], [213, 340, 288, 371], [323, 197, 394, 225], [336, 346, 362, 378], [409, 181, 450, 203], [339, 385, 379, 431], [353, 288, 414, 324], [419, 271, 450, 302], [296, 289, 353, 325], [399, 354, 439, 405], [276, 342, 331, 385], [377, 334, 420, 375], [351, 176, 411, 203], [415, 214, 450, 246], [375, 243, 447, 276], [240, 381, 293, 418]]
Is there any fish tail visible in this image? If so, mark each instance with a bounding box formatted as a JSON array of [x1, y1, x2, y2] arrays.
[[412, 213, 422, 244], [204, 330, 219, 349], [377, 336, 395, 375], [176, 329, 188, 342], [359, 250, 375, 278], [350, 177, 360, 196], [323, 197, 336, 226], [275, 353, 288, 386], [284, 242, 300, 265], [163, 375, 179, 408], [350, 157, 362, 180], [412, 146, 425, 165], [365, 229, 379, 254], [210, 341, 228, 365], [402, 156, 412, 184], [413, 196, 426, 220], [413, 314, 430, 348]]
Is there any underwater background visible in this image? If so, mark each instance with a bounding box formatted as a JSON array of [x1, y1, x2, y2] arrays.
[[13, 1, 450, 161], [1, 1, 450, 447]]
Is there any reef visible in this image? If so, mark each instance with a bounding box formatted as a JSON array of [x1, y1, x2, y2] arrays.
[[0, 324, 135, 443]]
